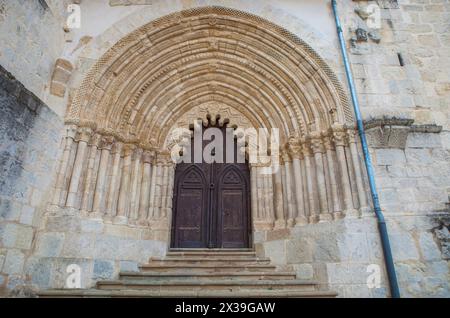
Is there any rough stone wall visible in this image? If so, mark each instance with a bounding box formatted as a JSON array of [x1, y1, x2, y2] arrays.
[[339, 0, 450, 297], [25, 214, 166, 290], [0, 0, 67, 115], [0, 65, 63, 295], [0, 0, 448, 297]]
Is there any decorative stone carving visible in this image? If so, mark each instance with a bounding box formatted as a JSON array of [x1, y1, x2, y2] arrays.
[[50, 58, 73, 97], [50, 8, 373, 230]]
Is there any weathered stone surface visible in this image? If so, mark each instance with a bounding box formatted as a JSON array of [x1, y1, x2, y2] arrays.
[[263, 240, 286, 265], [390, 233, 420, 261], [34, 233, 65, 257], [419, 233, 442, 261], [337, 233, 370, 262], [25, 257, 53, 289], [0, 223, 33, 250], [0, 0, 449, 298], [19, 205, 35, 226], [286, 239, 313, 264], [93, 259, 115, 280], [406, 133, 442, 148], [80, 219, 104, 233], [119, 260, 139, 272], [2, 249, 25, 274], [61, 233, 95, 258], [294, 264, 314, 280], [375, 149, 406, 166]]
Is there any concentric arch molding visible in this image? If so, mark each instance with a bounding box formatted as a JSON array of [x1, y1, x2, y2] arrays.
[[66, 6, 354, 150]]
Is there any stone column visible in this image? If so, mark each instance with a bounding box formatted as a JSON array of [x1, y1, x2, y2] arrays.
[[302, 138, 319, 223], [66, 127, 92, 208], [115, 144, 135, 223], [92, 136, 114, 216], [324, 134, 342, 219], [273, 159, 285, 228], [81, 134, 101, 212], [106, 142, 123, 218], [282, 152, 296, 227], [332, 124, 357, 217], [257, 166, 264, 219], [52, 125, 77, 206], [129, 147, 143, 221], [148, 161, 158, 220], [152, 154, 166, 219], [300, 157, 310, 220], [250, 164, 259, 222], [264, 172, 275, 222], [138, 150, 155, 224], [165, 162, 175, 219], [310, 133, 331, 222], [348, 129, 368, 214], [289, 139, 307, 225], [157, 152, 172, 219]]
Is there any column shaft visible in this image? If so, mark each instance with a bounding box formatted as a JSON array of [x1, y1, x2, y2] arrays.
[[92, 140, 113, 214], [66, 128, 91, 208], [106, 143, 122, 217]]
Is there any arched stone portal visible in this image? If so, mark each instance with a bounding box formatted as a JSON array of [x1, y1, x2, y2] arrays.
[[50, 7, 369, 246]]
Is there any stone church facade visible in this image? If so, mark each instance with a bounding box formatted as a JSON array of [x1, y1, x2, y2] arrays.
[[0, 0, 449, 297]]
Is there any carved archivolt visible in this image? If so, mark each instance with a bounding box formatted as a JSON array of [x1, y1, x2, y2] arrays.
[[52, 7, 370, 230], [66, 7, 353, 151]]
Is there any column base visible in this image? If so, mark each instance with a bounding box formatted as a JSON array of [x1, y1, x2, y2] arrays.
[[113, 215, 128, 225], [149, 219, 169, 230], [253, 220, 274, 231], [286, 218, 295, 228], [295, 216, 308, 226], [89, 211, 104, 220], [333, 211, 345, 220], [360, 206, 372, 217], [319, 213, 333, 223], [344, 208, 360, 218], [273, 219, 287, 229], [309, 214, 319, 224], [137, 219, 150, 227]]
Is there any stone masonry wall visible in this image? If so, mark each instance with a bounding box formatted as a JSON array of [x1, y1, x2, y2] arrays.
[[0, 0, 448, 297], [0, 65, 63, 296], [0, 0, 67, 116]]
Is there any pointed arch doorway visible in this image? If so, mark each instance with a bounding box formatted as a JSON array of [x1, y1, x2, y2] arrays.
[[171, 122, 251, 249]]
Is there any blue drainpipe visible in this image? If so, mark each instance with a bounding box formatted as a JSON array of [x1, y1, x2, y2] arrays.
[[331, 0, 400, 298]]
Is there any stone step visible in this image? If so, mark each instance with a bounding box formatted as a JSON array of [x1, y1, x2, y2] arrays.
[[169, 248, 254, 252], [167, 249, 256, 258], [96, 279, 318, 292], [149, 257, 271, 266], [139, 264, 277, 273], [119, 271, 297, 281], [38, 289, 338, 298]]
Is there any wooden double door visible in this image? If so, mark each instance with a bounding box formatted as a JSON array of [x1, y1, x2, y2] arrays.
[[171, 125, 251, 249]]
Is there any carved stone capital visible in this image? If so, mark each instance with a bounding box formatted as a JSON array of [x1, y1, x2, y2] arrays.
[[310, 132, 325, 154], [281, 150, 292, 163], [111, 142, 124, 155], [156, 151, 173, 166], [142, 150, 156, 164], [331, 124, 347, 147], [301, 137, 313, 157], [346, 129, 358, 144], [76, 127, 93, 143], [88, 133, 102, 147], [287, 136, 303, 159], [65, 125, 78, 140], [122, 144, 136, 157], [99, 135, 115, 150], [132, 147, 144, 161], [323, 134, 334, 151]]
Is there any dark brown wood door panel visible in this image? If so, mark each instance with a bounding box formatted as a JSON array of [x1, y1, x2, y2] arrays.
[[171, 124, 251, 249]]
